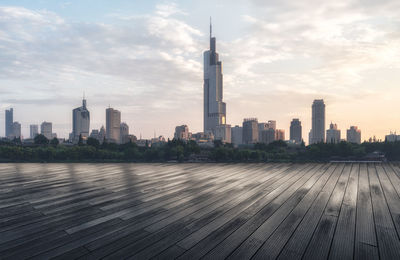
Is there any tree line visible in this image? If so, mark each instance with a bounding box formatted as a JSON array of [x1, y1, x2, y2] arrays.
[[0, 134, 399, 162]]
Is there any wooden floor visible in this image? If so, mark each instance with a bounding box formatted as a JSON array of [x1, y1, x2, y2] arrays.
[[1, 163, 400, 259]]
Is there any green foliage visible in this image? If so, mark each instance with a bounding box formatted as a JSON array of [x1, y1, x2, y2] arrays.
[[50, 137, 59, 147], [34, 134, 49, 145]]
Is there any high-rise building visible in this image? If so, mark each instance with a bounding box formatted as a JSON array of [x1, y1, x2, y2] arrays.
[[71, 98, 90, 143], [5, 108, 13, 138], [30, 124, 39, 139], [261, 128, 275, 144], [40, 122, 53, 140], [290, 119, 302, 144], [215, 124, 231, 143], [242, 118, 258, 144], [174, 125, 190, 141], [11, 122, 21, 139], [231, 125, 243, 147], [310, 99, 325, 144], [347, 126, 361, 144], [120, 122, 129, 144], [203, 21, 226, 135], [326, 122, 341, 143], [275, 129, 285, 141], [267, 120, 276, 131], [258, 123, 269, 141], [106, 108, 121, 143]]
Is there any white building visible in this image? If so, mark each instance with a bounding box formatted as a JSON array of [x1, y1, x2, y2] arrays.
[[41, 121, 53, 140], [11, 122, 21, 139], [30, 124, 39, 139], [326, 122, 341, 144], [347, 126, 361, 144], [231, 125, 243, 147], [106, 108, 121, 143], [386, 133, 400, 142]]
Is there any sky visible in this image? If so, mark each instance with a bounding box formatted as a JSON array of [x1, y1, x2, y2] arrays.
[[1, 0, 400, 142]]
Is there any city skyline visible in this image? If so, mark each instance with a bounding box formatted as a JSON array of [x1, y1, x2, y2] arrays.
[[1, 1, 400, 141]]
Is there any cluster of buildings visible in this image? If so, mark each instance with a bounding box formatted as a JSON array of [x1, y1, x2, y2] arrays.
[[174, 22, 365, 147], [2, 22, 398, 147]]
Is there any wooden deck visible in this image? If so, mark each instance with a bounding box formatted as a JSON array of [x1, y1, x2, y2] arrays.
[[1, 163, 400, 259]]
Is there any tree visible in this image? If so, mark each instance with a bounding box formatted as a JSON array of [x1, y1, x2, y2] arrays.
[[34, 134, 49, 145], [87, 137, 100, 148], [50, 137, 59, 147]]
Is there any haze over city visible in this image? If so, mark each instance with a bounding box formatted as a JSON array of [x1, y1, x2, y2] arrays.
[[1, 0, 400, 141]]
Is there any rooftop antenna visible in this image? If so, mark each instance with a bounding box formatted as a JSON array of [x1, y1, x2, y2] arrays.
[[210, 16, 212, 39]]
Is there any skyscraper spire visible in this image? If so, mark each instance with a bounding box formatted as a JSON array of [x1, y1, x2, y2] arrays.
[[210, 16, 212, 40]]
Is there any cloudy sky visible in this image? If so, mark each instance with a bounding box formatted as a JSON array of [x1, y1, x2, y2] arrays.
[[1, 0, 400, 142]]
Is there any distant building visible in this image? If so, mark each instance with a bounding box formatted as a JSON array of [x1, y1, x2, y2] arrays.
[[326, 122, 341, 143], [258, 123, 269, 141], [174, 125, 190, 141], [90, 126, 106, 143], [290, 119, 302, 144], [261, 128, 275, 144], [30, 124, 39, 139], [120, 122, 130, 144], [242, 118, 258, 144], [275, 129, 285, 141], [267, 120, 276, 130], [71, 98, 90, 143], [11, 122, 21, 139], [231, 125, 243, 147], [386, 133, 400, 142], [347, 126, 361, 144], [5, 108, 13, 138], [310, 99, 325, 144], [40, 122, 53, 140], [215, 124, 231, 143], [203, 21, 227, 136], [106, 108, 121, 143]]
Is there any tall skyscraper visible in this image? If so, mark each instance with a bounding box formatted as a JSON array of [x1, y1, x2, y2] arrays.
[[40, 122, 53, 140], [30, 124, 39, 139], [310, 99, 325, 144], [203, 21, 227, 135], [347, 126, 361, 144], [106, 108, 121, 143], [242, 118, 259, 144], [326, 122, 341, 143], [5, 108, 13, 138], [290, 119, 302, 144], [71, 98, 90, 143]]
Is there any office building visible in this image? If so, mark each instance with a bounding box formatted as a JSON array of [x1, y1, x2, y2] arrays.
[[30, 124, 39, 139], [215, 124, 231, 143], [203, 21, 226, 135], [290, 119, 302, 144], [261, 128, 275, 144], [11, 122, 21, 139], [242, 118, 258, 144], [120, 122, 129, 144], [267, 120, 276, 130], [310, 99, 325, 144], [71, 98, 90, 143], [326, 122, 341, 143], [106, 108, 121, 143], [174, 125, 190, 141], [231, 125, 243, 147], [41, 122, 53, 140], [347, 126, 361, 144], [258, 123, 269, 141], [5, 108, 13, 138]]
